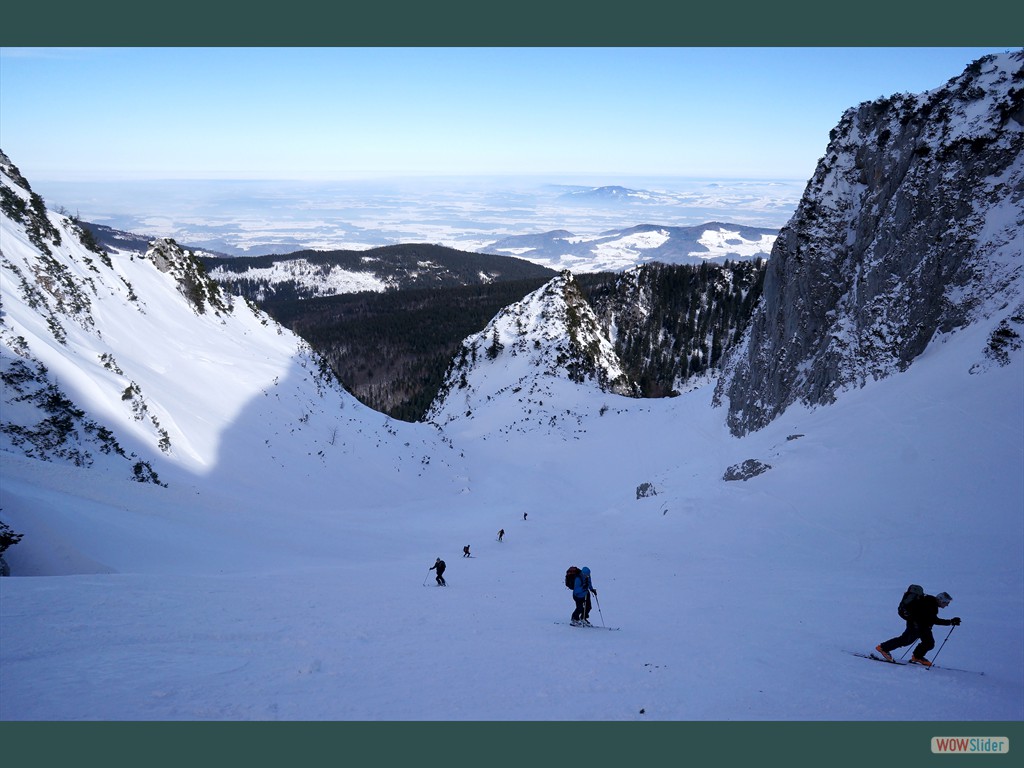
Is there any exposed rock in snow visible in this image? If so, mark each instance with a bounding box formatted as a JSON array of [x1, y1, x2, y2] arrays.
[[716, 51, 1024, 435], [722, 459, 772, 481]]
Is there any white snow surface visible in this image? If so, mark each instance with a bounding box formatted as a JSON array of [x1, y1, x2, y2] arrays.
[[209, 258, 392, 299], [495, 226, 777, 273], [696, 227, 776, 260], [1, 162, 1023, 725]]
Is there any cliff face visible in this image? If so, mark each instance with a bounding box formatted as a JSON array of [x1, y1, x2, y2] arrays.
[[716, 51, 1024, 435]]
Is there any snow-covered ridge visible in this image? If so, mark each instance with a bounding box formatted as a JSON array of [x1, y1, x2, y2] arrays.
[[1, 151, 456, 494], [426, 270, 635, 431]]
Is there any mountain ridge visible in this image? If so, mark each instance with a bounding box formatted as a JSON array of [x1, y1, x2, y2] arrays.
[[0, 150, 459, 497]]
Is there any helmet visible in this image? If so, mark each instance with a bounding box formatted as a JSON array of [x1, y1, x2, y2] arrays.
[[936, 591, 952, 606], [436, 557, 441, 562], [581, 567, 590, 575]]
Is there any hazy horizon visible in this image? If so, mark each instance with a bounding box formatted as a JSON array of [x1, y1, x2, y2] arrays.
[[27, 174, 805, 256]]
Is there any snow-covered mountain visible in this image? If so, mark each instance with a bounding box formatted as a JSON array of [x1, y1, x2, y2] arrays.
[[482, 222, 777, 272], [557, 184, 662, 203], [426, 271, 636, 431], [0, 149, 459, 508], [716, 51, 1024, 435]]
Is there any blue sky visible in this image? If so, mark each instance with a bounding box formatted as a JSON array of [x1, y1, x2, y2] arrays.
[[0, 47, 1013, 183]]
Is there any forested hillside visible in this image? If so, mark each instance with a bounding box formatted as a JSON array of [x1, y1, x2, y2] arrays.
[[586, 260, 766, 396], [203, 243, 557, 301], [263, 278, 557, 421], [261, 262, 766, 421]]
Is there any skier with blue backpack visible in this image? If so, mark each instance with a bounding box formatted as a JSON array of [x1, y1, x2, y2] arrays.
[[569, 566, 597, 626]]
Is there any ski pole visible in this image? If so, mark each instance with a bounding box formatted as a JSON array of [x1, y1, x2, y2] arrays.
[[928, 626, 955, 669], [594, 592, 605, 627], [422, 570, 430, 587]]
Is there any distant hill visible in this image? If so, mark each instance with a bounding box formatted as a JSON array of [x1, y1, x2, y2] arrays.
[[201, 244, 558, 302], [481, 222, 776, 272]]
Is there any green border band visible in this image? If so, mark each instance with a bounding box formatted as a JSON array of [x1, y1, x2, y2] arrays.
[[2, 722, 1023, 766], [1, 1, 1022, 45]]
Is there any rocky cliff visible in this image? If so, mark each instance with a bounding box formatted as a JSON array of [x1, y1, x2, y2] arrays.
[[716, 51, 1024, 435]]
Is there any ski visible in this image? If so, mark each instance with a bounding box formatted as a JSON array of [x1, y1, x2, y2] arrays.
[[554, 621, 620, 631], [847, 651, 907, 665], [845, 651, 983, 675]]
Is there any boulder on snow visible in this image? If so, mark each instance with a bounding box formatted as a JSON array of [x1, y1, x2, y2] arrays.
[[723, 459, 772, 482], [636, 482, 658, 499]]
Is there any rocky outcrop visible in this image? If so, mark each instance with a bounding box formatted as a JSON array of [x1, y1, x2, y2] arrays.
[[146, 238, 230, 316], [426, 270, 636, 426], [722, 459, 772, 482], [716, 51, 1024, 435]]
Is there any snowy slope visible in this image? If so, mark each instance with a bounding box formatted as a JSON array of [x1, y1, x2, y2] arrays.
[[0, 151, 461, 512], [209, 256, 393, 299], [1, 314, 1020, 721]]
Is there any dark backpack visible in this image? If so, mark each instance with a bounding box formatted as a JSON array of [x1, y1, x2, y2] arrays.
[[565, 566, 581, 590], [897, 584, 924, 619]]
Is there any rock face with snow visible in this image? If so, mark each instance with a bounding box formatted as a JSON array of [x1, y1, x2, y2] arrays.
[[425, 270, 636, 427], [716, 51, 1024, 435]]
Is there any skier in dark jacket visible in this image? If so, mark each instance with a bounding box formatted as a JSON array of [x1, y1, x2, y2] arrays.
[[463, 545, 471, 558], [876, 591, 961, 666], [571, 566, 597, 626], [430, 557, 447, 586]]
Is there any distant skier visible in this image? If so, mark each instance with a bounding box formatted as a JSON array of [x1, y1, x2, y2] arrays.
[[570, 566, 597, 626], [876, 590, 961, 666], [463, 545, 471, 558], [523, 512, 527, 521], [498, 529, 504, 542], [430, 557, 447, 586]]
